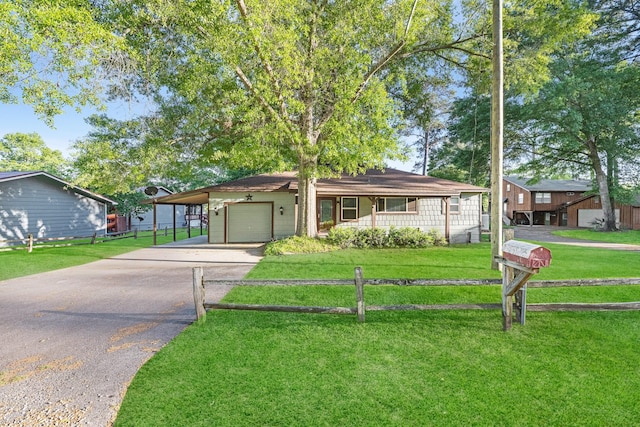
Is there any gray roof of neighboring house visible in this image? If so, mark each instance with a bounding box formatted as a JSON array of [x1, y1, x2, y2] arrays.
[[0, 170, 116, 205], [505, 176, 593, 192]]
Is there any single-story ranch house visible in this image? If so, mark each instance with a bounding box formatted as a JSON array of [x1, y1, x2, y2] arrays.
[[148, 168, 487, 244], [0, 171, 115, 245]]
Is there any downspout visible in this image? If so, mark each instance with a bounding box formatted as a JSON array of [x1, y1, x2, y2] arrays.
[[444, 197, 451, 243]]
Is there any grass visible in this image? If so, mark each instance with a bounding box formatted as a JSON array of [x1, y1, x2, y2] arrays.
[[247, 242, 640, 281], [115, 242, 640, 426], [552, 228, 640, 244], [0, 229, 197, 281]]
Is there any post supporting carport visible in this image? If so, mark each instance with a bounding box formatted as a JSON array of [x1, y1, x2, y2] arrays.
[[173, 205, 177, 241], [153, 201, 157, 246]]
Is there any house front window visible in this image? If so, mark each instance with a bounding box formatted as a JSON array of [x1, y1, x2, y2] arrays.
[[535, 192, 551, 203], [518, 193, 524, 204], [341, 197, 358, 220], [376, 197, 417, 213], [450, 196, 460, 213]]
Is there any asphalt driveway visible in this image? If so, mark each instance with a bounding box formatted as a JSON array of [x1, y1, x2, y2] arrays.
[[0, 236, 263, 426]]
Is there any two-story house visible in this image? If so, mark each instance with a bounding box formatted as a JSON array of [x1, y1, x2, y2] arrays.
[[503, 177, 592, 226], [504, 176, 640, 229]]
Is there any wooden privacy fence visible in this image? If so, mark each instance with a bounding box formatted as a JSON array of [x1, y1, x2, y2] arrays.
[[192, 266, 640, 329]]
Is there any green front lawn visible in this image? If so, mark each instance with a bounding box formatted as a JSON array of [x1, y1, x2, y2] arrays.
[[552, 228, 640, 244], [247, 242, 640, 281], [0, 229, 196, 281], [115, 243, 640, 426]]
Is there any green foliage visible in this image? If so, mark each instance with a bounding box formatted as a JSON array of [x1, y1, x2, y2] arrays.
[[263, 236, 338, 256], [0, 132, 68, 175], [0, 0, 128, 124], [71, 114, 222, 198], [327, 226, 446, 249]]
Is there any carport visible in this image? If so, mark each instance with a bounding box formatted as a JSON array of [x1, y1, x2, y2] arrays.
[[143, 188, 209, 244]]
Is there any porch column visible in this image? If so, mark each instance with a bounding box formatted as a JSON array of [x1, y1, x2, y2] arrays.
[[369, 197, 378, 228]]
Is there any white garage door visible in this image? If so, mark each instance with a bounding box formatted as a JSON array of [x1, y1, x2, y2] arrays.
[[228, 203, 272, 243], [578, 209, 619, 228]]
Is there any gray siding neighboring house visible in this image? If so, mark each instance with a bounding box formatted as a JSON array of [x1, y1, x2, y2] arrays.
[[132, 187, 188, 231], [149, 169, 487, 244], [0, 171, 115, 245]]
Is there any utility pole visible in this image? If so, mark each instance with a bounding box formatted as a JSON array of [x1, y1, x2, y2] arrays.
[[490, 0, 504, 270]]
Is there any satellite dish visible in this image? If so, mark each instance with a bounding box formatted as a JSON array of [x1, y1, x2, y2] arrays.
[[144, 186, 158, 196]]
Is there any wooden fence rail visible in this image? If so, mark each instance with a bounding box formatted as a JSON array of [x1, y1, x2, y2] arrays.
[[0, 229, 166, 252], [192, 266, 640, 329]]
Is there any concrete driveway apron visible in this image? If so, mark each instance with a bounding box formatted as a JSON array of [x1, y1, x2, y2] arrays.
[[0, 236, 263, 426]]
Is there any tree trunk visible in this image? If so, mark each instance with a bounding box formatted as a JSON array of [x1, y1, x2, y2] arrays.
[[586, 136, 617, 231], [296, 157, 318, 237]]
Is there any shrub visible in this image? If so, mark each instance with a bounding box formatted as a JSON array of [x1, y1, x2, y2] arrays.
[[328, 226, 447, 249], [427, 228, 448, 246], [326, 227, 358, 248], [352, 227, 389, 248], [264, 236, 337, 255]]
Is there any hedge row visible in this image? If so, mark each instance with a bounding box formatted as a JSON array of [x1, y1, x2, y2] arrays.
[[326, 226, 447, 249]]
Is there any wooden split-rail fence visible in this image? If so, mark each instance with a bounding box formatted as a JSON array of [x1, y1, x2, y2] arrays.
[[192, 266, 640, 330]]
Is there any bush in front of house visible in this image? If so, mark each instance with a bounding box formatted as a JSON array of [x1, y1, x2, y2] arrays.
[[327, 226, 447, 249], [264, 235, 338, 255]]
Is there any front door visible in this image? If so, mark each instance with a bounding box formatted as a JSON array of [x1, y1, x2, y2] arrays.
[[317, 198, 336, 233]]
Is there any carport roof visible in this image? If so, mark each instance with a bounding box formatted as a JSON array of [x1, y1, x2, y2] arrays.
[[146, 172, 297, 205], [147, 168, 487, 205]]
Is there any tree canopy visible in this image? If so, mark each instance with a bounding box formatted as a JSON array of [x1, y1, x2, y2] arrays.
[[0, 0, 127, 124], [0, 132, 68, 175], [98, 0, 595, 236]]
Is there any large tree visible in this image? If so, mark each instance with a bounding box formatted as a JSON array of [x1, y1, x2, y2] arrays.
[[1, 0, 127, 124], [0, 132, 68, 175], [103, 0, 595, 237], [509, 43, 640, 231], [71, 114, 222, 208]]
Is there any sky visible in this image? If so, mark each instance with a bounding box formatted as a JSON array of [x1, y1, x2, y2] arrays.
[[0, 101, 145, 157], [0, 101, 416, 172]]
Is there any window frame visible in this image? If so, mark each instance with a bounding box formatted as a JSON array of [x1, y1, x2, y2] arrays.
[[340, 196, 358, 221], [450, 196, 460, 214], [376, 197, 418, 214], [535, 192, 551, 204], [518, 193, 524, 204]]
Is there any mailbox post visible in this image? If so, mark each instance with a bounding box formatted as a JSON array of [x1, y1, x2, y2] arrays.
[[495, 240, 552, 331]]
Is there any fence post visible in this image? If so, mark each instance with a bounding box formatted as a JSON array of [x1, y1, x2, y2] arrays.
[[134, 229, 138, 239], [164, 226, 168, 237], [502, 265, 514, 331], [355, 267, 365, 323], [91, 232, 97, 244], [193, 267, 206, 322], [515, 286, 527, 325], [28, 234, 33, 253]]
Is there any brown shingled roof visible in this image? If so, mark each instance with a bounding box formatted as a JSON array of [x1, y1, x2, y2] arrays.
[[148, 168, 486, 205], [315, 168, 486, 196]]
